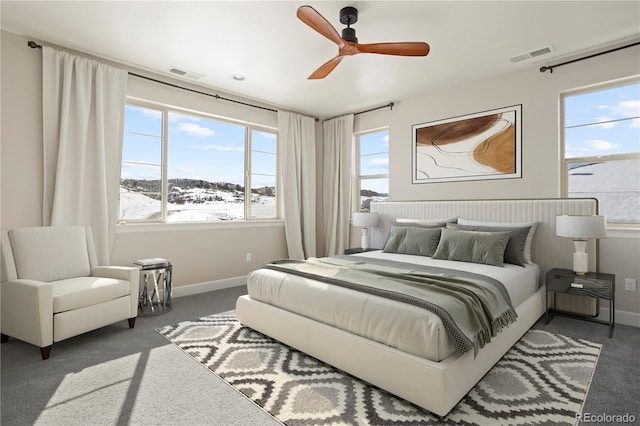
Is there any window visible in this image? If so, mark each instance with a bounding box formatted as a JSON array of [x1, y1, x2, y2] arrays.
[[356, 129, 389, 211], [119, 102, 278, 223], [562, 78, 640, 226]]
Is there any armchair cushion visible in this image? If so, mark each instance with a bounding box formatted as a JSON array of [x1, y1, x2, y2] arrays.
[[52, 277, 131, 313], [10, 226, 91, 282]]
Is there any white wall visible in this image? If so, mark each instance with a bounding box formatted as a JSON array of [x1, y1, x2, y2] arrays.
[[2, 28, 638, 321], [383, 44, 640, 320], [1, 30, 288, 292]]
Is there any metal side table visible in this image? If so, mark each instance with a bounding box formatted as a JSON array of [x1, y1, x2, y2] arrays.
[[545, 268, 615, 337], [137, 262, 173, 316]]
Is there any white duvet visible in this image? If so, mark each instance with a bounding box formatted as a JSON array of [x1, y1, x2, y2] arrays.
[[246, 250, 540, 362]]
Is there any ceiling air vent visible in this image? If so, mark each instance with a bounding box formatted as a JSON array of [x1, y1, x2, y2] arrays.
[[510, 46, 554, 63], [167, 66, 204, 81]]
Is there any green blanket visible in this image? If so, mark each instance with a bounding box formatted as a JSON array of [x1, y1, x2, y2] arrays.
[[264, 257, 517, 357]]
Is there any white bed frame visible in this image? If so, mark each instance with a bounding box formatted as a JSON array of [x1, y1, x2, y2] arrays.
[[236, 198, 598, 417]]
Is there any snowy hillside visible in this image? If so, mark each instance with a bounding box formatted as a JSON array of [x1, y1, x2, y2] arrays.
[[119, 179, 276, 222]]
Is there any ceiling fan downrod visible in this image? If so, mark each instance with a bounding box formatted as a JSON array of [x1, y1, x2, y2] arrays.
[[339, 6, 358, 42]]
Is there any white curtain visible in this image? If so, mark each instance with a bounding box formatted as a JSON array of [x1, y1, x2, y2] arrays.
[[322, 114, 354, 256], [42, 47, 128, 265], [277, 111, 317, 260]]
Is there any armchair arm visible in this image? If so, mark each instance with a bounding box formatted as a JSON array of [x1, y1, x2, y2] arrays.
[[91, 266, 140, 317], [1, 279, 53, 347]]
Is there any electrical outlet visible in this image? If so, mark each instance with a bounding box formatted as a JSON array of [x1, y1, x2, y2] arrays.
[[625, 278, 637, 291], [246, 253, 252, 262]]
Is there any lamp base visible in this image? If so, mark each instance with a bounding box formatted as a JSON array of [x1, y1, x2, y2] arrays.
[[572, 240, 588, 275], [361, 228, 370, 250]]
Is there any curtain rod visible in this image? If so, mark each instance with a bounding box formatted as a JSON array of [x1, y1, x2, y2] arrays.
[[319, 102, 395, 122], [28, 40, 278, 114], [28, 40, 393, 122], [540, 41, 640, 73]]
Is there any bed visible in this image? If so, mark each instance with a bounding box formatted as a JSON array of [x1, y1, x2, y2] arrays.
[[236, 198, 598, 417]]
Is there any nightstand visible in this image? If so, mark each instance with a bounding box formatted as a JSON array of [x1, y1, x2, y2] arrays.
[[344, 247, 378, 255], [545, 268, 615, 337]]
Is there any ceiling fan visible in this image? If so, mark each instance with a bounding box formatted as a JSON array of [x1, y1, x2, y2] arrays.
[[297, 5, 430, 79]]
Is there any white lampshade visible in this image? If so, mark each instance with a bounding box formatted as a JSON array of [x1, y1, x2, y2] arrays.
[[352, 212, 378, 250], [352, 212, 379, 228], [556, 215, 607, 239], [556, 215, 606, 275]]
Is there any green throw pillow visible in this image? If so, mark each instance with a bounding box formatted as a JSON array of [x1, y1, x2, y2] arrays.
[[383, 225, 442, 257], [447, 223, 531, 267], [433, 228, 511, 266]]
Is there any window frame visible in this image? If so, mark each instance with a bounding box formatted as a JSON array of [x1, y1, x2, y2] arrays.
[[560, 76, 640, 229], [119, 98, 280, 225], [353, 126, 390, 213]]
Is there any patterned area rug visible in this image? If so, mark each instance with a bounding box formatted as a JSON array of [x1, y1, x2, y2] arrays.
[[157, 314, 601, 425]]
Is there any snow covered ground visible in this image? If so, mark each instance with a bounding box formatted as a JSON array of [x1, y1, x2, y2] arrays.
[[119, 188, 276, 222], [119, 158, 637, 223]]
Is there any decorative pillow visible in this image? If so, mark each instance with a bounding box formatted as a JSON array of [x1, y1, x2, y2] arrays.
[[432, 228, 511, 267], [383, 225, 442, 257], [457, 218, 538, 263], [447, 223, 531, 267], [391, 220, 445, 228], [396, 217, 458, 226]]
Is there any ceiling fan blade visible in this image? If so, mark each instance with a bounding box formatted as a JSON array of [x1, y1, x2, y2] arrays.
[[297, 5, 344, 46], [308, 56, 344, 79], [356, 42, 430, 56]]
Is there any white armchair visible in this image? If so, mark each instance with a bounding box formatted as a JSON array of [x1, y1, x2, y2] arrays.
[[1, 226, 139, 360]]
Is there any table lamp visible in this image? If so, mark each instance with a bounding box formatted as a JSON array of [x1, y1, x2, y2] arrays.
[[352, 212, 379, 250], [555, 215, 606, 275]]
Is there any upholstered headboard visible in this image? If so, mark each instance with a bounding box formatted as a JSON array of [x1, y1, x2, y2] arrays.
[[370, 198, 599, 284]]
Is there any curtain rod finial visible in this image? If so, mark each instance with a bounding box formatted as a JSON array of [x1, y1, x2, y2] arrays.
[[27, 41, 42, 49]]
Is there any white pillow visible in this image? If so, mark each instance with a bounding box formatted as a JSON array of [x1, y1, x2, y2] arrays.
[[396, 217, 458, 225], [457, 218, 538, 263]]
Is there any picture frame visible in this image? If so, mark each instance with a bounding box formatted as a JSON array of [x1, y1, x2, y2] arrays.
[[412, 104, 522, 184]]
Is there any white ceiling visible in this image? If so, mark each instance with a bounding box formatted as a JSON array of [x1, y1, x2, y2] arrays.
[[2, 1, 639, 118]]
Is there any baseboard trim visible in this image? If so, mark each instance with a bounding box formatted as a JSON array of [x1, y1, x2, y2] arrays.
[[599, 307, 640, 328], [172, 276, 247, 298]]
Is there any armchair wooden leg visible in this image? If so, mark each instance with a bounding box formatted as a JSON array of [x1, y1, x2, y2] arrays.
[[40, 345, 52, 360], [128, 317, 136, 329], [1, 334, 9, 343]]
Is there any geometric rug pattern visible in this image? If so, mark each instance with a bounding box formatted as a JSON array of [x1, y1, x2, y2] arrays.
[[157, 313, 601, 426]]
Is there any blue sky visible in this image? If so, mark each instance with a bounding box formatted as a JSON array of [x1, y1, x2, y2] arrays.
[[359, 130, 389, 194], [121, 106, 276, 188], [564, 81, 639, 158], [120, 81, 640, 196]]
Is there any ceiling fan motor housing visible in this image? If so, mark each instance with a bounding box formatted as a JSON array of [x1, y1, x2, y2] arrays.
[[342, 27, 357, 42], [339, 6, 358, 24]]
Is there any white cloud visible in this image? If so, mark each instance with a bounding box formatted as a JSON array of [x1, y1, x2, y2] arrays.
[[617, 100, 640, 117], [129, 106, 161, 119], [580, 139, 621, 152], [122, 161, 159, 169], [174, 167, 197, 174], [189, 144, 244, 151], [256, 131, 277, 139], [593, 116, 617, 129], [369, 157, 389, 166], [177, 123, 215, 136]]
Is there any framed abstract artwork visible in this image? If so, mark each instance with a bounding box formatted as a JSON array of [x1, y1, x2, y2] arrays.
[[412, 105, 522, 184]]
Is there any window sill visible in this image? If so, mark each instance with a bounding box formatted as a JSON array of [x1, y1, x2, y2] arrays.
[[116, 219, 284, 234]]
